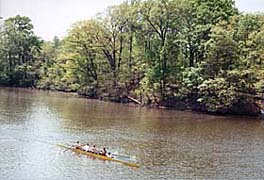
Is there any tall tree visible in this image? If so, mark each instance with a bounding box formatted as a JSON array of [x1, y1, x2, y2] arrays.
[[0, 15, 42, 86], [179, 0, 238, 67], [98, 4, 131, 90], [139, 0, 180, 100], [66, 20, 101, 86]]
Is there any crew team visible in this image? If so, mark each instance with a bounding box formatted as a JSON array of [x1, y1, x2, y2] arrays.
[[73, 141, 111, 157]]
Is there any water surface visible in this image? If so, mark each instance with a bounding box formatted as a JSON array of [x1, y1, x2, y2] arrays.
[[0, 87, 264, 179]]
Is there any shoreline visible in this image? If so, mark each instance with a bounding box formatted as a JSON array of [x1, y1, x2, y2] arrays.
[[0, 86, 262, 117]]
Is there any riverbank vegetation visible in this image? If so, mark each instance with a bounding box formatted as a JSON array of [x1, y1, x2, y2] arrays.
[[0, 0, 264, 115]]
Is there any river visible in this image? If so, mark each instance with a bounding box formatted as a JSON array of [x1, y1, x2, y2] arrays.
[[0, 87, 264, 179]]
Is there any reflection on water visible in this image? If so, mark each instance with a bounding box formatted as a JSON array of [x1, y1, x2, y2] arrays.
[[1, 87, 264, 179]]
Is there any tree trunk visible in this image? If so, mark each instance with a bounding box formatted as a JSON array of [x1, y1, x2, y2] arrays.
[[189, 44, 194, 67], [129, 32, 133, 70]]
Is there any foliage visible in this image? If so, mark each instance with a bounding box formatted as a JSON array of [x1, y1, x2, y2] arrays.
[[0, 15, 42, 87], [1, 1, 264, 115], [197, 77, 238, 112], [197, 69, 258, 113], [180, 66, 204, 98]]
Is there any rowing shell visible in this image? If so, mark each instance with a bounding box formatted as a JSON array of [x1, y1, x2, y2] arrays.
[[57, 144, 140, 168]]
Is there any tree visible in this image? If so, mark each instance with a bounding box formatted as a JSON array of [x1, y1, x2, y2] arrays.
[[203, 21, 239, 78], [138, 0, 181, 100], [98, 4, 131, 91], [0, 15, 42, 86], [37, 37, 64, 89], [179, 0, 238, 67], [66, 20, 101, 86]]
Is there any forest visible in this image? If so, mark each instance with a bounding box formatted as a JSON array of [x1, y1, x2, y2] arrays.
[[0, 0, 264, 115]]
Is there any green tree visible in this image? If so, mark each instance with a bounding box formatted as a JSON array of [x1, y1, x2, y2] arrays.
[[37, 37, 64, 89], [179, 0, 238, 67], [138, 0, 181, 100], [0, 15, 42, 86], [203, 21, 239, 78]]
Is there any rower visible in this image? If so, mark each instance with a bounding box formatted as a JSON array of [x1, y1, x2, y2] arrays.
[[90, 145, 98, 154], [99, 148, 107, 156], [82, 143, 90, 152], [106, 152, 113, 158], [73, 141, 81, 149]]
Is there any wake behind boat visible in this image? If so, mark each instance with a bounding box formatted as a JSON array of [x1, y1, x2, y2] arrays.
[[57, 143, 140, 168]]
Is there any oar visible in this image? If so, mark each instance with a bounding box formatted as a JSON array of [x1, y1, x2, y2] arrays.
[[58, 143, 73, 153], [111, 152, 136, 160]]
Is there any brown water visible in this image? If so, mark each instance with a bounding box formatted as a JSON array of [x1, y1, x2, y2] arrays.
[[1, 87, 264, 179]]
